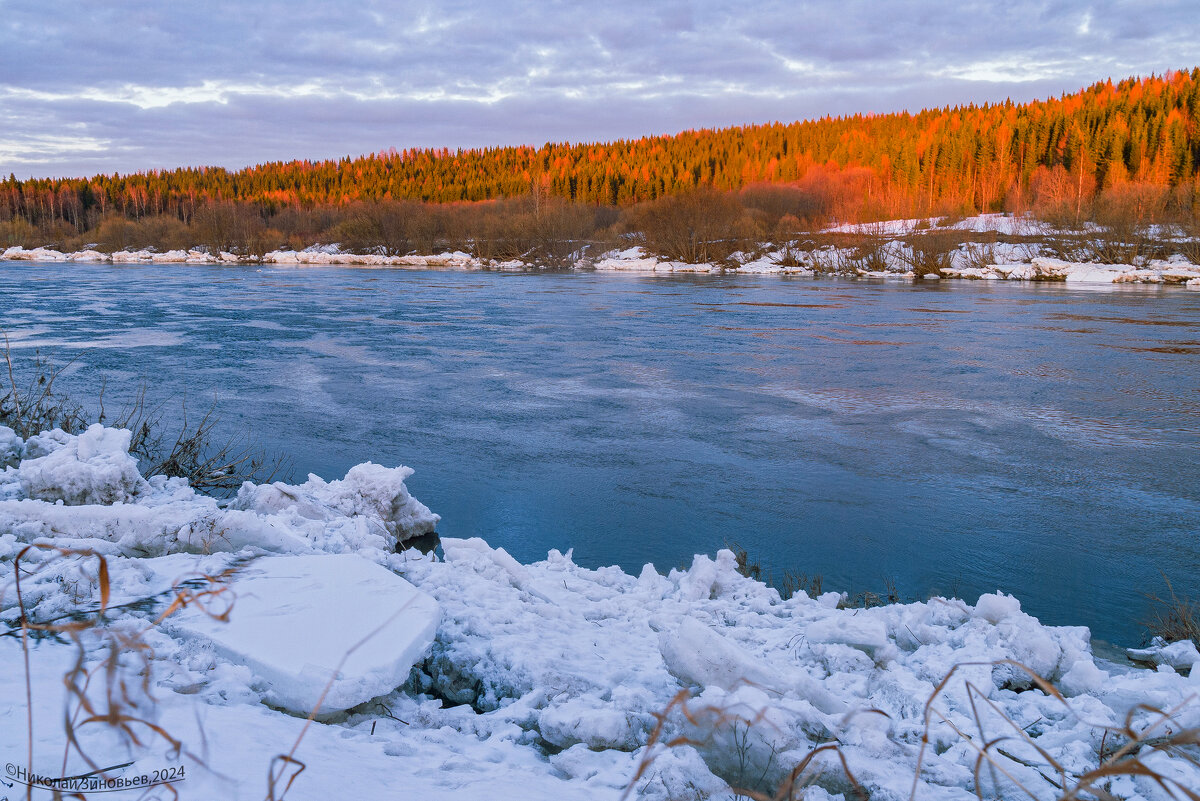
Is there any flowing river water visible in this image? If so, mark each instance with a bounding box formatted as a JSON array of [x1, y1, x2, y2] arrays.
[[2, 261, 1198, 645]]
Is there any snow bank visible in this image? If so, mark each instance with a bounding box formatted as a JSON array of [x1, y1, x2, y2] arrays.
[[732, 253, 814, 275], [18, 424, 148, 505], [2, 245, 68, 261], [66, 248, 109, 262], [5, 226, 1200, 287], [0, 425, 22, 468], [938, 256, 1200, 284], [1, 426, 1198, 800], [587, 237, 1200, 284], [825, 212, 1051, 236], [400, 542, 1199, 799], [589, 246, 720, 273], [231, 463, 439, 553], [1128, 637, 1200, 672], [0, 424, 437, 561], [263, 249, 480, 268]]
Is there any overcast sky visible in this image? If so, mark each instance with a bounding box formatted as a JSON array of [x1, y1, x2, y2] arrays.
[[1, 0, 1196, 179]]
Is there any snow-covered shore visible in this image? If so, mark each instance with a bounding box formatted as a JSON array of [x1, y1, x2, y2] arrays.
[[1, 424, 1198, 800], [5, 212, 1200, 286]]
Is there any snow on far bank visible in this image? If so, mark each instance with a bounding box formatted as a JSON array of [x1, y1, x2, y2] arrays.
[[941, 256, 1200, 284], [7, 231, 1200, 287], [0, 245, 483, 269], [823, 212, 1053, 236], [5, 218, 1200, 286], [591, 246, 724, 274], [1, 423, 1198, 800]]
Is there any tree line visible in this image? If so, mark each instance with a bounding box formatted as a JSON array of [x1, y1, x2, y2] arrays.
[[1, 69, 1198, 259]]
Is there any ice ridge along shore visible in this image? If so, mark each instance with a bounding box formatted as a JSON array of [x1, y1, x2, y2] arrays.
[[0, 423, 1197, 800]]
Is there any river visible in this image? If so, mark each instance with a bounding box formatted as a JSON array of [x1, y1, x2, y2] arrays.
[[2, 261, 1198, 645]]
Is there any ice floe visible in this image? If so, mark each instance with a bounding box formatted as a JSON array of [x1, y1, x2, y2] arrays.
[[170, 553, 439, 715]]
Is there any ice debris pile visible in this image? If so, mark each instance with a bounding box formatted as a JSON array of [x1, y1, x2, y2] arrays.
[[1, 423, 1198, 801], [0, 423, 438, 557]]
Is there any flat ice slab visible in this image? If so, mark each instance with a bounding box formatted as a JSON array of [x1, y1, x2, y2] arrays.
[[172, 554, 440, 714]]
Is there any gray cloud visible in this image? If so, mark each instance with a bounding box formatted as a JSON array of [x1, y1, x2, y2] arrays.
[[1, 0, 1196, 178]]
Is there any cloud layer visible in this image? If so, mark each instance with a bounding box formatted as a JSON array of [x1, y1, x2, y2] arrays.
[[2, 0, 1196, 178]]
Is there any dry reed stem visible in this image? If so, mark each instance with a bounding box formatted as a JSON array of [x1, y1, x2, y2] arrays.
[[10, 546, 245, 800]]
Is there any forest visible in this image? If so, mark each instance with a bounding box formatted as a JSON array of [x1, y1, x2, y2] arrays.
[[1, 69, 1198, 261]]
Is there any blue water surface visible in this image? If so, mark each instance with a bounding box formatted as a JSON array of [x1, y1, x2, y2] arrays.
[[2, 261, 1198, 645]]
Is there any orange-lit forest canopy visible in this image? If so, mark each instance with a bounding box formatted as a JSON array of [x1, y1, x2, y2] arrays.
[[3, 69, 1199, 227]]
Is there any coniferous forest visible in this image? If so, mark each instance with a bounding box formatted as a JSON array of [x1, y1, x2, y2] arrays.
[[2, 69, 1199, 258]]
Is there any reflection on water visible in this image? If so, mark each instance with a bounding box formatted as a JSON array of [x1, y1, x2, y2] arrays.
[[2, 263, 1198, 644]]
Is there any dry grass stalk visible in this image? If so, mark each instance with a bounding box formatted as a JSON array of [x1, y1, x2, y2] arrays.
[[9, 544, 244, 800], [1, 335, 89, 439], [1144, 574, 1200, 648], [621, 653, 1199, 801], [2, 339, 290, 495]]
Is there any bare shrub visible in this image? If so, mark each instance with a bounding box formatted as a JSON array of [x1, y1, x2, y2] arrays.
[[467, 200, 539, 262], [962, 237, 999, 271], [739, 184, 827, 239], [26, 218, 83, 252], [780, 572, 823, 601], [772, 243, 806, 269], [193, 202, 268, 259], [838, 233, 891, 273], [808, 247, 839, 274], [729, 544, 829, 603], [0, 338, 88, 439], [1167, 185, 1200, 263], [629, 188, 751, 265], [455, 195, 606, 268], [130, 214, 192, 251], [1080, 182, 1171, 264], [91, 213, 138, 253], [270, 206, 346, 251], [0, 217, 39, 248], [896, 230, 960, 278], [1174, 217, 1200, 264], [332, 202, 416, 256], [107, 388, 291, 495], [2, 340, 289, 495], [730, 543, 763, 583], [1143, 574, 1200, 648], [407, 203, 448, 255], [246, 226, 287, 262], [528, 199, 607, 268]]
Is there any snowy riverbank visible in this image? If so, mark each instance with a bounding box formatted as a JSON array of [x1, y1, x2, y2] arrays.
[[5, 213, 1200, 286], [1, 424, 1198, 800]]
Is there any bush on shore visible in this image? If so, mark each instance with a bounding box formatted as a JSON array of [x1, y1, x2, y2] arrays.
[[1, 340, 288, 495]]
